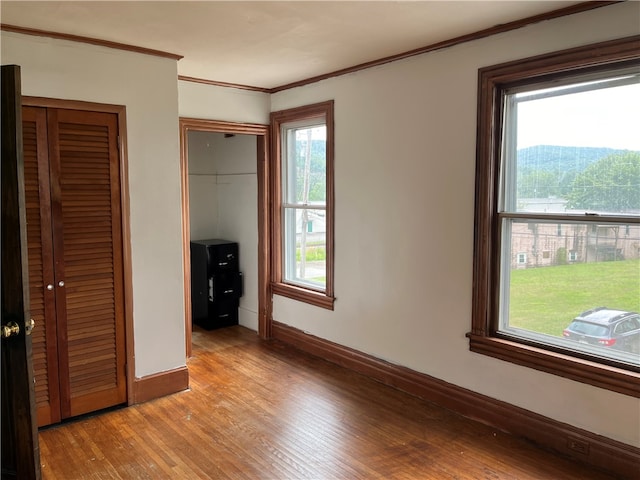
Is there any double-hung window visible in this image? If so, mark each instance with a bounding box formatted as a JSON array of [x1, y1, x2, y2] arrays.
[[271, 101, 335, 309], [470, 36, 640, 396]]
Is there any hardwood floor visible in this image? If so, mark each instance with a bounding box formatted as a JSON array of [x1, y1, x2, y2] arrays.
[[38, 326, 620, 479]]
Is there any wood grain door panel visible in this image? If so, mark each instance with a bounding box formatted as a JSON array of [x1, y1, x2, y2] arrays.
[[1, 63, 41, 480], [23, 106, 126, 426], [22, 106, 61, 427], [56, 109, 126, 417]]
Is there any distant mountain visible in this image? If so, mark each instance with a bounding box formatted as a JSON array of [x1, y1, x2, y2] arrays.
[[517, 145, 634, 173]]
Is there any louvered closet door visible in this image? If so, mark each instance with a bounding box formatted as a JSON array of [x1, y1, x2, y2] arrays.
[[23, 107, 61, 426], [23, 106, 126, 426]]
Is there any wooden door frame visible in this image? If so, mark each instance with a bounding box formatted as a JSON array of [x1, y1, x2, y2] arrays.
[[179, 118, 271, 357], [22, 96, 135, 406]]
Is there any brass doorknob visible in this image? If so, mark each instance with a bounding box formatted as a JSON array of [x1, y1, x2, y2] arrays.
[[25, 318, 35, 336], [1, 321, 20, 339]]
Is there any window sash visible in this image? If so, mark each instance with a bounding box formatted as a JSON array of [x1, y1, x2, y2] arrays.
[[500, 71, 640, 218], [281, 119, 327, 206], [282, 206, 327, 291], [497, 216, 640, 367], [280, 117, 327, 291]]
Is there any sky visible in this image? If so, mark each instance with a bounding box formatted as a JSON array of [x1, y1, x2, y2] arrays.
[[516, 80, 640, 151]]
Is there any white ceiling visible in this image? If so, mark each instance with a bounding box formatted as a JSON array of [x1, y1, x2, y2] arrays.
[[1, 1, 584, 90]]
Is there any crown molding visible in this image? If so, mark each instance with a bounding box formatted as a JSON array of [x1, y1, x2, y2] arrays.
[[0, 23, 183, 61], [177, 76, 270, 93]]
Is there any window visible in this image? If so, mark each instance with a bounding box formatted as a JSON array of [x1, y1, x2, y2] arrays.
[[470, 36, 640, 397], [271, 101, 335, 309], [517, 253, 527, 265], [615, 318, 639, 335]]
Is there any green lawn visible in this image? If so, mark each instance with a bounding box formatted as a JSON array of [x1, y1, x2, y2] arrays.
[[509, 259, 640, 336], [296, 245, 326, 262]]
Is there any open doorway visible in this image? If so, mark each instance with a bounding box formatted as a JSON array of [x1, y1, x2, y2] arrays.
[[179, 118, 271, 357]]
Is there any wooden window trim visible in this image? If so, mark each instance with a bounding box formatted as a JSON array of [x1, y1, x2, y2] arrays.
[[270, 101, 335, 310], [469, 35, 640, 397]]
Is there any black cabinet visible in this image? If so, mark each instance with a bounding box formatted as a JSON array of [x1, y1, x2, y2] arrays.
[[190, 239, 243, 329]]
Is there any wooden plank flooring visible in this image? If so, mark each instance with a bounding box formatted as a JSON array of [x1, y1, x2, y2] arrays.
[[38, 326, 619, 479]]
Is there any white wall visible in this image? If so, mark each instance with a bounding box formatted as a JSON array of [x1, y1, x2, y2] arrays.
[[270, 2, 640, 447], [178, 81, 270, 124], [188, 131, 219, 240], [187, 132, 259, 330], [1, 32, 186, 379], [215, 134, 259, 330]]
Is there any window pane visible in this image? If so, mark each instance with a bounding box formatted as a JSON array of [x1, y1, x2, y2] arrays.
[[500, 219, 640, 364], [505, 77, 640, 215], [283, 208, 326, 289], [284, 125, 327, 205]]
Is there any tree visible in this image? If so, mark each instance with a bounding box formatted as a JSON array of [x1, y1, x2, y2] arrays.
[[299, 129, 313, 278], [517, 169, 561, 198], [295, 138, 326, 203], [566, 151, 640, 212]]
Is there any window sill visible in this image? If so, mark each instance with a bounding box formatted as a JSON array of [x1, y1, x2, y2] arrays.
[[272, 282, 335, 310], [467, 333, 640, 397]]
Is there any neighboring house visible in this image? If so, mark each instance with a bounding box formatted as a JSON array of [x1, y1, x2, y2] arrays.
[[1, 1, 638, 475], [511, 216, 640, 269]]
